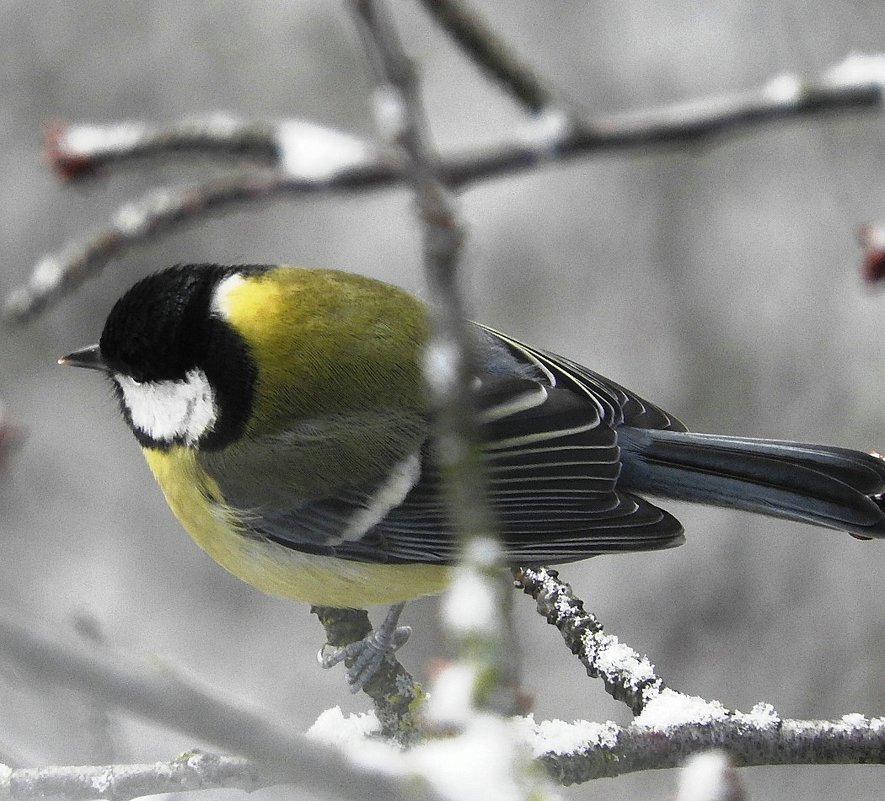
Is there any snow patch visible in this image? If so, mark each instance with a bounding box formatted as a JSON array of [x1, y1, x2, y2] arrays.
[[373, 85, 407, 141], [409, 715, 556, 801], [442, 566, 499, 636], [825, 53, 885, 89], [309, 708, 555, 801], [425, 662, 479, 727], [517, 108, 571, 156], [63, 122, 147, 154], [90, 769, 113, 793], [29, 256, 63, 294], [763, 73, 802, 104], [276, 120, 369, 179], [588, 631, 658, 689], [734, 701, 780, 729], [674, 751, 739, 801], [634, 688, 730, 730], [422, 336, 461, 394], [307, 706, 382, 748], [113, 189, 178, 236], [514, 714, 619, 757]]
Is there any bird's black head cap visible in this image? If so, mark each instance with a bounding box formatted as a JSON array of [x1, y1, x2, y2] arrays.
[[100, 263, 271, 450]]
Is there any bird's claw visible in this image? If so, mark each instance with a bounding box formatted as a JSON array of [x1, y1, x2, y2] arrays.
[[318, 603, 411, 692], [318, 626, 411, 692]]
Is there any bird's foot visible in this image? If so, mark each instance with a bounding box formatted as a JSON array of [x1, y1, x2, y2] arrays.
[[318, 602, 411, 692]]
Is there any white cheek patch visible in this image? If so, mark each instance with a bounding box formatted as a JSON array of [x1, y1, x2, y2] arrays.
[[115, 368, 217, 446]]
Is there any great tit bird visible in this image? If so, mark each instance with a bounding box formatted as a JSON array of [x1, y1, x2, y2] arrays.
[[61, 264, 885, 680]]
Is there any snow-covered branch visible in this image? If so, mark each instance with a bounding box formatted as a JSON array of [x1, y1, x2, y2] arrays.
[[313, 703, 885, 785], [0, 568, 879, 793], [512, 566, 885, 780], [40, 59, 885, 185], [5, 703, 877, 800], [0, 752, 263, 801], [514, 566, 664, 714], [44, 117, 379, 183], [532, 709, 885, 783], [7, 54, 885, 323]]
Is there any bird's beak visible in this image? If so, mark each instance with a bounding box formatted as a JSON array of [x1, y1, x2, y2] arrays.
[[58, 344, 108, 372]]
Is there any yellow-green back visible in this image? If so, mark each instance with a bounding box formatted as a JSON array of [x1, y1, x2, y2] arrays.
[[219, 267, 430, 435]]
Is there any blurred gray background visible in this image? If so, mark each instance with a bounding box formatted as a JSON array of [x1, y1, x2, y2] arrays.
[[2, 1, 885, 799]]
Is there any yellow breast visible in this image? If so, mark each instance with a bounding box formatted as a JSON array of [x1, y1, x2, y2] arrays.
[[142, 446, 450, 607]]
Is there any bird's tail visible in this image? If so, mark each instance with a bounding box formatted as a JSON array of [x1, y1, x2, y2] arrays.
[[616, 427, 885, 539]]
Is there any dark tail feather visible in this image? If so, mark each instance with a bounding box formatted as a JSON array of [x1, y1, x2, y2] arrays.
[[617, 427, 885, 538]]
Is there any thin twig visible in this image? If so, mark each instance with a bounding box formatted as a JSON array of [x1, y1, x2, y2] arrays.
[[415, 0, 560, 113], [348, 0, 484, 527], [349, 0, 520, 715], [0, 403, 24, 476], [71, 614, 121, 764], [4, 166, 397, 323], [44, 115, 280, 181], [513, 566, 664, 714]]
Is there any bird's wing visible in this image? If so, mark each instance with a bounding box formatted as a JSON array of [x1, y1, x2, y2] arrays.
[[364, 373, 685, 565], [201, 327, 685, 565], [474, 323, 687, 432]]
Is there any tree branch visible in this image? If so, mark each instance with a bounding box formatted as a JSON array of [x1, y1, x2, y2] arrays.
[[0, 752, 264, 801], [0, 607, 425, 801], [535, 712, 885, 784], [349, 0, 521, 716], [2, 165, 400, 323], [7, 54, 885, 323], [0, 591, 878, 790], [513, 566, 885, 780], [3, 707, 879, 799], [37, 59, 885, 185], [513, 566, 665, 714]]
